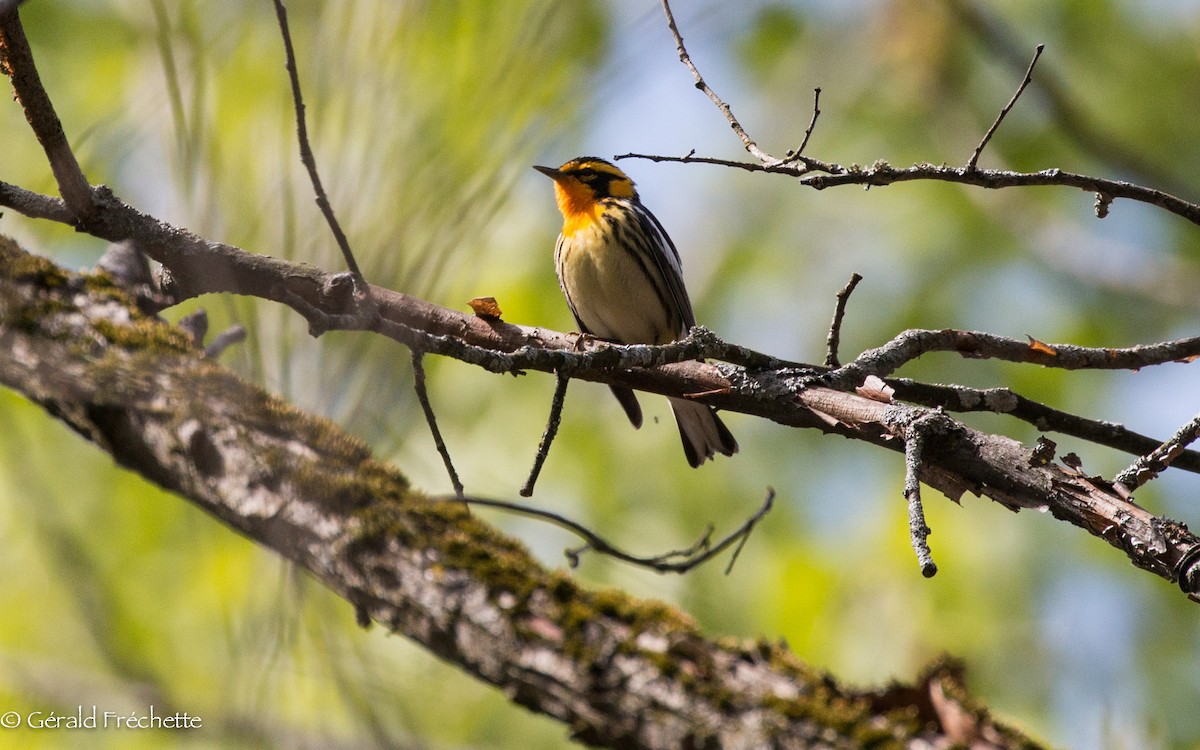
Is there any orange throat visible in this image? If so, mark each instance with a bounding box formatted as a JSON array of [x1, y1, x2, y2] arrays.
[[553, 180, 604, 237]]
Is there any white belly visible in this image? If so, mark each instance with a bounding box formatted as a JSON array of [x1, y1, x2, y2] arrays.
[[557, 223, 679, 345]]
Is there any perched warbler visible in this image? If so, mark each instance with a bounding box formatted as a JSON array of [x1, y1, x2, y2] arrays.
[[534, 156, 738, 467]]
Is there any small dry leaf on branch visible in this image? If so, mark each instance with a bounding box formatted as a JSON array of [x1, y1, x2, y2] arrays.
[[468, 296, 503, 320]]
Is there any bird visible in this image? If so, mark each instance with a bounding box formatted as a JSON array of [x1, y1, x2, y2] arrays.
[[533, 156, 737, 467]]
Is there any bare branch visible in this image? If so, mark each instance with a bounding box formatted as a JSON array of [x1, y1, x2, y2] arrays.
[[458, 489, 774, 575], [641, 2, 1199, 235], [0, 180, 74, 222], [520, 372, 569, 498], [889, 379, 1200, 475], [615, 149, 842, 176], [968, 44, 1044, 171], [270, 0, 365, 283], [823, 328, 1200, 390], [658, 0, 776, 164], [806, 163, 1200, 222], [615, 155, 1200, 227], [0, 11, 95, 218], [1115, 412, 1200, 491], [824, 272, 862, 368], [412, 351, 465, 499]]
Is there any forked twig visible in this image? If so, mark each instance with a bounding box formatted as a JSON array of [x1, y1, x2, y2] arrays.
[[889, 379, 1200, 475], [659, 0, 775, 164], [947, 0, 1189, 200], [270, 0, 365, 283], [967, 44, 1044, 170], [1114, 412, 1200, 491], [456, 490, 774, 575], [824, 273, 862, 368], [521, 372, 569, 497], [0, 10, 94, 217], [412, 351, 464, 499], [783, 87, 823, 165]]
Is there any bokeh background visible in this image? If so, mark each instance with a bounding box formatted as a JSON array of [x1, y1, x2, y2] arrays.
[[2, 1, 1199, 748]]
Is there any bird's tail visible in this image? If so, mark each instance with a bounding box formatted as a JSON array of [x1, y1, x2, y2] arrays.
[[609, 385, 643, 428], [669, 397, 738, 468]]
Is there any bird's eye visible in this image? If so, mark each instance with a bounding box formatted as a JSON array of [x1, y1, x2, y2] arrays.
[[576, 168, 597, 180]]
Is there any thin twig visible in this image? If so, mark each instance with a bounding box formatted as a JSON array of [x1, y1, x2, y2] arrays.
[[946, 0, 1191, 201], [520, 372, 569, 498], [723, 487, 775, 576], [968, 44, 1044, 171], [783, 87, 822, 165], [270, 0, 365, 283], [824, 273, 862, 368], [565, 524, 713, 572], [903, 418, 938, 578], [888, 379, 1200, 475], [1114, 412, 1200, 491], [412, 351, 464, 499], [0, 11, 95, 218], [617, 150, 839, 176], [614, 155, 1200, 227], [455, 490, 774, 575], [659, 0, 775, 164], [822, 328, 1200, 392]]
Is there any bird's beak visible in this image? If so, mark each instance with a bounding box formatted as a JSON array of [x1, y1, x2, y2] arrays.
[[533, 165, 563, 180]]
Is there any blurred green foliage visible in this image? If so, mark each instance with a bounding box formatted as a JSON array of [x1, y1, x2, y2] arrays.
[[1, 1, 1199, 748]]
